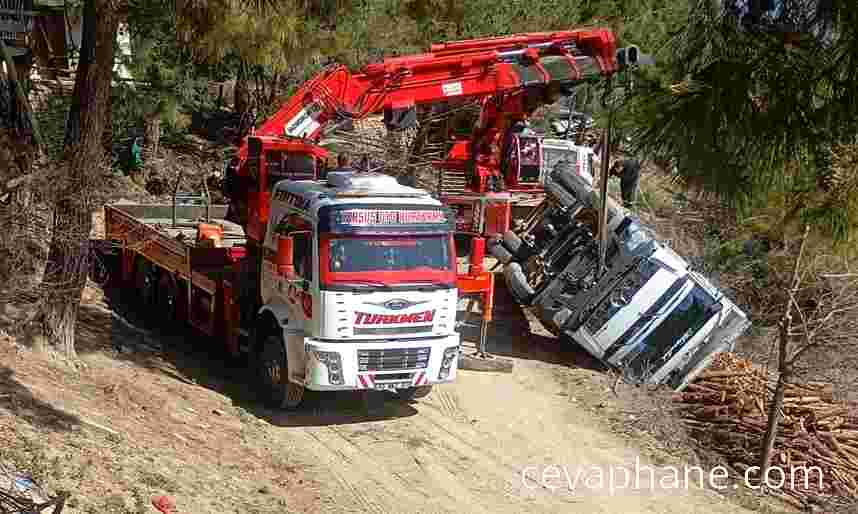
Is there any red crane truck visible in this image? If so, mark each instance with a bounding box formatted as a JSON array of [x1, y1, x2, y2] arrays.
[[100, 28, 642, 409], [220, 27, 642, 354]]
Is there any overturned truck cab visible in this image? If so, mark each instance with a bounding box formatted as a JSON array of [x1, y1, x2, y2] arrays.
[[489, 165, 750, 391]]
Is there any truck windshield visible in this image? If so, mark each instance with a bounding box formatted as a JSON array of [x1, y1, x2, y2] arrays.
[[320, 234, 456, 287], [624, 284, 720, 379]]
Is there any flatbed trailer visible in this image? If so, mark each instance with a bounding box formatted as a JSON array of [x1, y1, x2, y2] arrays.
[[104, 202, 251, 355]]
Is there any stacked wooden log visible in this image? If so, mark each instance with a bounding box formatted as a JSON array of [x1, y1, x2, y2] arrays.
[[674, 352, 858, 508]]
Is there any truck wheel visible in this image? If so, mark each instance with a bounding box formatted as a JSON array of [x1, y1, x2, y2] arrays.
[[488, 238, 513, 264], [394, 385, 433, 402], [502, 230, 523, 254], [157, 274, 179, 328], [256, 332, 304, 410], [135, 259, 156, 311], [504, 262, 536, 304]]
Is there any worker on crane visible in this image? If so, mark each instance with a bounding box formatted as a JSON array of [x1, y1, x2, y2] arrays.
[[610, 157, 641, 209]]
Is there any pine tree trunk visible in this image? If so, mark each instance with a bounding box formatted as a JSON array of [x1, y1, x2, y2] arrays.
[[234, 62, 250, 115], [144, 111, 161, 159], [0, 40, 45, 328], [38, 0, 118, 359], [102, 92, 113, 154]]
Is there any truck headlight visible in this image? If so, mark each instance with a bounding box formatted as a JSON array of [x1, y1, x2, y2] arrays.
[[313, 350, 343, 385], [438, 346, 459, 379]]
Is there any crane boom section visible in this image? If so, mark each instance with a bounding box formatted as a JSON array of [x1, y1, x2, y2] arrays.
[[247, 28, 619, 147]]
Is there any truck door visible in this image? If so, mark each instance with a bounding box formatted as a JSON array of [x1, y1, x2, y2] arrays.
[[284, 230, 314, 382]]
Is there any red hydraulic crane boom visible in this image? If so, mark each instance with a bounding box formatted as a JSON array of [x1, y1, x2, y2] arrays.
[[225, 27, 639, 244], [251, 29, 620, 142]]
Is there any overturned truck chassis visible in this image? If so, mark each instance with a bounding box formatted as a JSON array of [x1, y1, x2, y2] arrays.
[[489, 164, 750, 391]]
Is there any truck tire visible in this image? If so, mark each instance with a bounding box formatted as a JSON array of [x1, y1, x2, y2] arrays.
[[157, 274, 179, 329], [135, 258, 156, 312], [504, 262, 536, 304], [502, 230, 523, 254], [488, 239, 513, 264], [255, 331, 305, 410], [394, 385, 433, 402]]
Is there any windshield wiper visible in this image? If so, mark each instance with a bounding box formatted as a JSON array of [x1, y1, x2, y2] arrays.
[[336, 280, 390, 288], [399, 281, 454, 289]]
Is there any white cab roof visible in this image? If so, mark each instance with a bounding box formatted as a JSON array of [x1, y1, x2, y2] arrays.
[[272, 171, 442, 217]]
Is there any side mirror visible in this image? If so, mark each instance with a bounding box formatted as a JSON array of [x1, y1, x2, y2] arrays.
[[276, 235, 296, 279]]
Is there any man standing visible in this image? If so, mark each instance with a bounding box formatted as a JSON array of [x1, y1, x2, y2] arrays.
[[610, 158, 641, 209], [334, 154, 351, 170]]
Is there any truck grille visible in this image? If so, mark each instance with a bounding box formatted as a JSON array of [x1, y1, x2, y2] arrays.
[[358, 347, 431, 372], [354, 325, 433, 336]]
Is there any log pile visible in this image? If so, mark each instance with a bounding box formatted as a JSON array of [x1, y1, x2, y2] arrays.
[[674, 352, 858, 509]]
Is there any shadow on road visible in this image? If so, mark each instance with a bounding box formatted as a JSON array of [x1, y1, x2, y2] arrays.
[[0, 366, 81, 433], [75, 275, 419, 428], [457, 279, 606, 373]]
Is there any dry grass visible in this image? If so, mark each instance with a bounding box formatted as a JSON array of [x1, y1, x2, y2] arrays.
[[0, 299, 322, 513]]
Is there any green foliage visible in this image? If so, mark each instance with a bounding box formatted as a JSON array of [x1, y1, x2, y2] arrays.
[[175, 0, 355, 70], [32, 94, 73, 161], [623, 1, 858, 242]]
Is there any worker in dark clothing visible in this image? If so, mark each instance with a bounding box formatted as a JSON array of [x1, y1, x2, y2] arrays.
[[610, 158, 641, 209], [336, 154, 350, 169], [317, 153, 350, 180]]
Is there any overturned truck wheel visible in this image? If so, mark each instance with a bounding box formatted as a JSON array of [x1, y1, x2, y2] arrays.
[[488, 237, 514, 264], [504, 262, 535, 304], [502, 230, 523, 254]]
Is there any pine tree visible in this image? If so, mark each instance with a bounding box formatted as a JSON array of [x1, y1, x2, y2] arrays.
[[625, 0, 858, 242]]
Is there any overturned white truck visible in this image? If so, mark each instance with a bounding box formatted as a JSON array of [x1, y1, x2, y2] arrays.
[[488, 165, 750, 391]]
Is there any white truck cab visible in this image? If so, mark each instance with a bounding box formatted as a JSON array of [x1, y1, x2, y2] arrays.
[[256, 171, 461, 408]]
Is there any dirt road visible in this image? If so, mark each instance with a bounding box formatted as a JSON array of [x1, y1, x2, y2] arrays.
[[262, 354, 747, 514], [249, 287, 749, 514]]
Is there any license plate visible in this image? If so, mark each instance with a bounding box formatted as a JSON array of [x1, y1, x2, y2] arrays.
[[375, 381, 411, 391]]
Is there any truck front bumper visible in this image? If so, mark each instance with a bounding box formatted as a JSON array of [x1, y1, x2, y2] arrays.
[[301, 335, 461, 391]]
